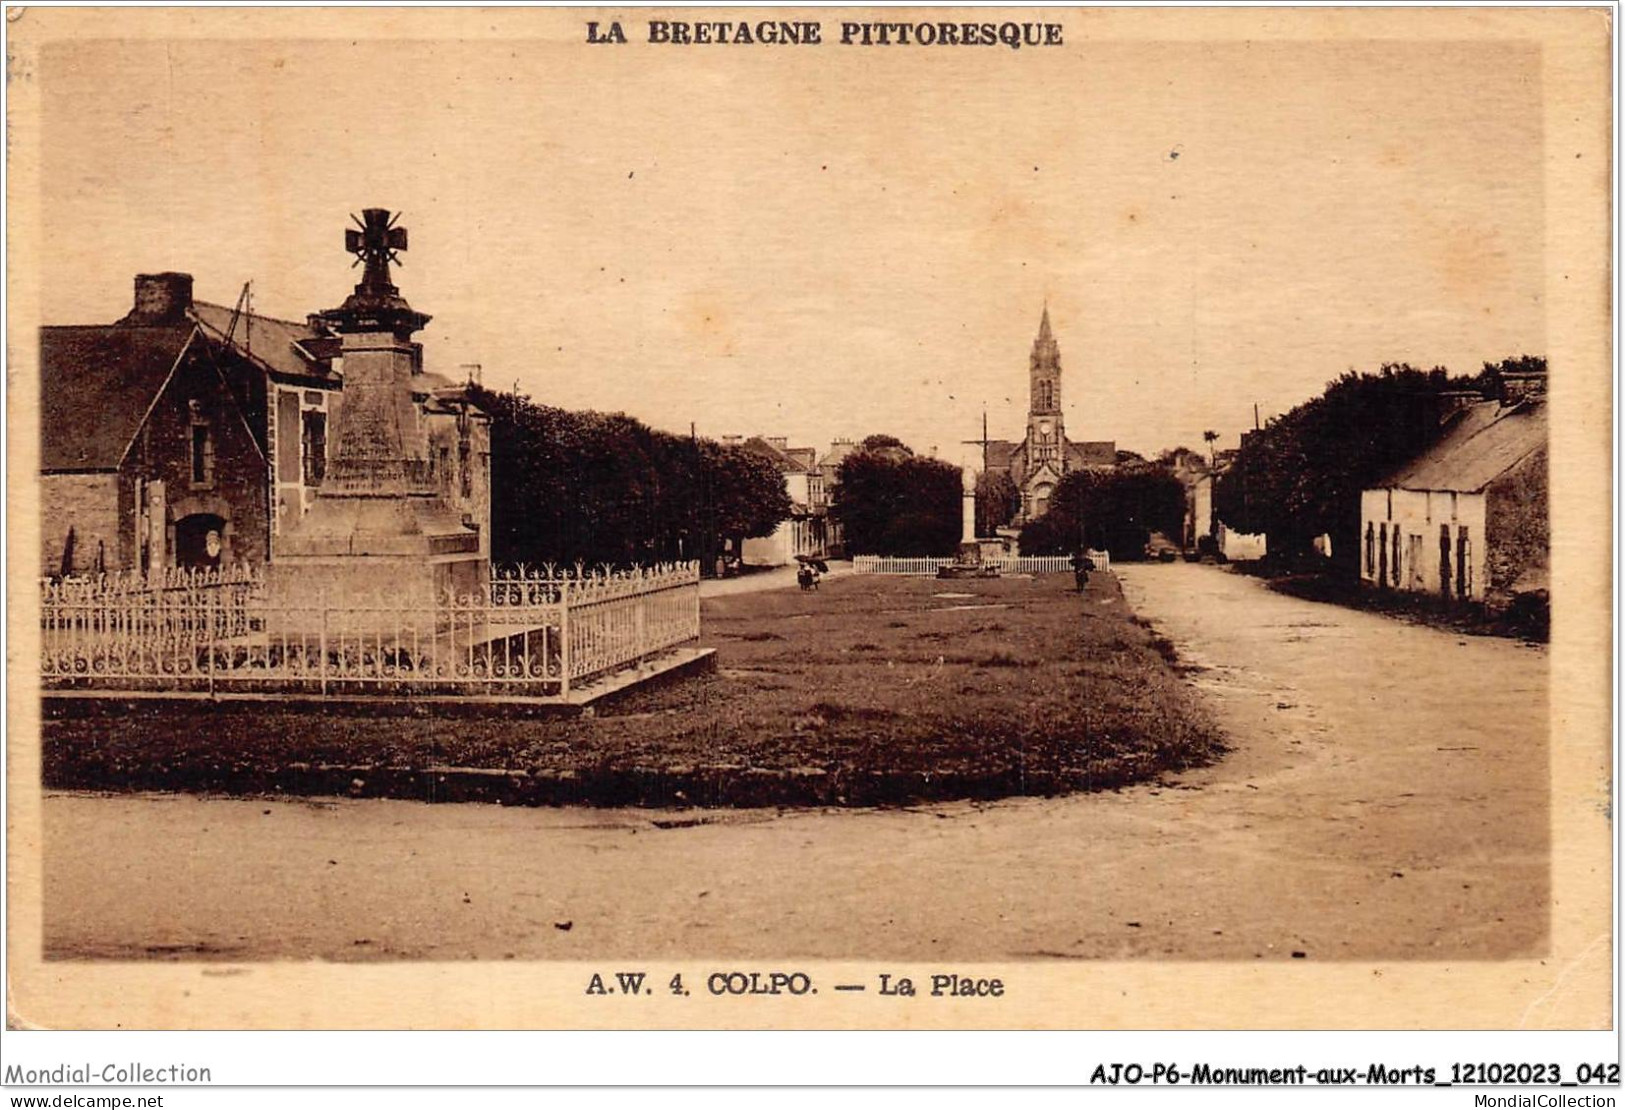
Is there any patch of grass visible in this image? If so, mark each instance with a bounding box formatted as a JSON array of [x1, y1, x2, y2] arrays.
[[44, 573, 1227, 807], [958, 651, 1036, 668]]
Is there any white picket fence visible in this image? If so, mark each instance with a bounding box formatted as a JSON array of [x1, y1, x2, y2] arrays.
[[851, 556, 952, 576], [851, 552, 1108, 576]]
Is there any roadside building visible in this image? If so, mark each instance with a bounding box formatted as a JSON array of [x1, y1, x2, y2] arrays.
[[1162, 444, 1267, 561], [39, 271, 490, 577], [1358, 366, 1547, 607], [738, 435, 830, 566]]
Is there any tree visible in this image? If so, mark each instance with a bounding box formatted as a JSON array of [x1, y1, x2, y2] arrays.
[[1212, 361, 1526, 571], [1202, 429, 1219, 467], [860, 433, 911, 455], [975, 469, 1021, 537], [1019, 465, 1187, 559], [702, 440, 793, 561], [468, 385, 790, 569], [832, 441, 960, 556]]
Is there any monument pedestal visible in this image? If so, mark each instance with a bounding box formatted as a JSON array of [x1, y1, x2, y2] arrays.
[[269, 494, 486, 607], [938, 462, 1001, 578], [267, 209, 487, 616]]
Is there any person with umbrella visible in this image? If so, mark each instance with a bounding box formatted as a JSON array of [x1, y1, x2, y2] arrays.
[[796, 553, 828, 590]]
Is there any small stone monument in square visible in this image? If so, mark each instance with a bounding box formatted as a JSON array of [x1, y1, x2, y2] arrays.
[[938, 458, 1000, 579], [269, 209, 486, 605]]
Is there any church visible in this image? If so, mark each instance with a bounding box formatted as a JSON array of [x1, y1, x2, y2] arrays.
[[982, 306, 1116, 522]]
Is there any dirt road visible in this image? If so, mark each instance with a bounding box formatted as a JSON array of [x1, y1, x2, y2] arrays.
[[42, 564, 1547, 963]]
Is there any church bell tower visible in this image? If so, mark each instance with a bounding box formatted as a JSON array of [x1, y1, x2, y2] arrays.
[[1026, 304, 1064, 468]]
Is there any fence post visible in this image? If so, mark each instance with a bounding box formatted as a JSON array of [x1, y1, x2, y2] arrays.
[[319, 587, 329, 699], [559, 581, 571, 699], [205, 585, 216, 698], [635, 593, 648, 670]]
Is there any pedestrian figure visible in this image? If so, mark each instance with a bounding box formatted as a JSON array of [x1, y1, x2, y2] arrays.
[[1070, 549, 1094, 592]]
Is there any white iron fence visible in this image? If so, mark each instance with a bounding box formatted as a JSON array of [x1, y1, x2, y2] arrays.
[[851, 552, 1108, 576], [40, 562, 700, 700]]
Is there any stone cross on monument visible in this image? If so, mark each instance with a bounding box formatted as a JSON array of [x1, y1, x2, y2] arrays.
[[269, 208, 486, 606], [322, 208, 434, 497]]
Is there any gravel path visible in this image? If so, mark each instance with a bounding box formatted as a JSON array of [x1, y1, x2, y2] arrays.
[[42, 564, 1547, 964]]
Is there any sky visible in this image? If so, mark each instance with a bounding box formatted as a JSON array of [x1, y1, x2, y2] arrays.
[[34, 20, 1544, 464]]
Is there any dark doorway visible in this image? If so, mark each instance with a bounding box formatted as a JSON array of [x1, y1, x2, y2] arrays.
[[174, 513, 226, 569], [1439, 524, 1452, 598]]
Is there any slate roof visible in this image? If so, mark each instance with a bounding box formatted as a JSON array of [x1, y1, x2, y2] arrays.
[[740, 436, 821, 474], [983, 440, 1020, 469], [817, 441, 858, 472], [783, 446, 818, 472], [189, 301, 337, 384], [1070, 440, 1118, 468], [984, 438, 1116, 473], [1381, 400, 1546, 494], [739, 436, 798, 473], [40, 325, 195, 471]]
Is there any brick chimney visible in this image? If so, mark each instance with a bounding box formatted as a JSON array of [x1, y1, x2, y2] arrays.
[[124, 272, 194, 324], [766, 436, 788, 451], [720, 434, 743, 446]]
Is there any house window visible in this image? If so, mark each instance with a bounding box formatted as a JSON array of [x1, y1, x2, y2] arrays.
[[302, 410, 327, 486], [276, 391, 302, 483], [190, 421, 214, 488], [1365, 521, 1375, 577]]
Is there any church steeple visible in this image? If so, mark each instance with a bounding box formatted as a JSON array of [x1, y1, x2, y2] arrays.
[[1030, 303, 1061, 413], [1026, 303, 1065, 470]]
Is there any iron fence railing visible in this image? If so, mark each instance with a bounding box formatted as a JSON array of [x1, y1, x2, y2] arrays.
[[40, 562, 700, 700]]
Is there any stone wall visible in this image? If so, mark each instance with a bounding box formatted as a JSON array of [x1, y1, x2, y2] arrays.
[[1485, 445, 1549, 602], [39, 472, 120, 575]]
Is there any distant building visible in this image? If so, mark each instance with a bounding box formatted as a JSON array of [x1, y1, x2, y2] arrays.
[[39, 272, 490, 577], [737, 435, 830, 566], [1359, 366, 1547, 606], [1165, 443, 1267, 561], [982, 306, 1115, 522]]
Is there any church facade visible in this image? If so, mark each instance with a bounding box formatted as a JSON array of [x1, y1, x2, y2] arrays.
[[982, 307, 1116, 522]]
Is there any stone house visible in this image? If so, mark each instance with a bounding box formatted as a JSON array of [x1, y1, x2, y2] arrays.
[[39, 272, 490, 577], [1358, 366, 1547, 607]]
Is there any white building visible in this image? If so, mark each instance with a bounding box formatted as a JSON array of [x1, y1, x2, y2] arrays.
[[738, 435, 829, 566], [1359, 370, 1546, 606]]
